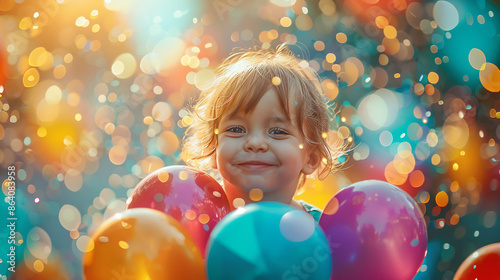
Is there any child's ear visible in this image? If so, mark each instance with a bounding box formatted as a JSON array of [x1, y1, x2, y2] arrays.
[[210, 154, 218, 170], [302, 149, 321, 175]]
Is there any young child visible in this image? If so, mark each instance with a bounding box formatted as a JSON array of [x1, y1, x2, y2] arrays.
[[182, 44, 345, 222]]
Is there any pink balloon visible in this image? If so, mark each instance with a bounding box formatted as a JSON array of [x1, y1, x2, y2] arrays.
[[319, 180, 427, 280], [126, 165, 231, 258]]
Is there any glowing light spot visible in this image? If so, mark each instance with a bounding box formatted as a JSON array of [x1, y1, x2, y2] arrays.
[[140, 53, 162, 75], [479, 63, 500, 92], [319, 0, 336, 16], [45, 85, 62, 104], [109, 145, 127, 165], [325, 53, 336, 64], [469, 48, 486, 70], [431, 154, 441, 165], [419, 191, 430, 203], [157, 131, 180, 155], [27, 227, 52, 261], [409, 170, 425, 188], [375, 16, 389, 29], [385, 161, 408, 186], [28, 184, 36, 194], [34, 197, 40, 203], [232, 198, 245, 208], [358, 89, 399, 131], [37, 127, 47, 137], [437, 219, 445, 228], [270, 0, 296, 7], [321, 79, 338, 100], [64, 169, 83, 192], [112, 53, 136, 79], [19, 17, 33, 30], [394, 150, 415, 174], [33, 260, 44, 272], [59, 204, 81, 231], [336, 32, 347, 43], [75, 16, 87, 27], [213, 191, 222, 197], [194, 70, 216, 91], [143, 116, 153, 125], [198, 214, 210, 224], [249, 188, 264, 201], [118, 240, 129, 249], [104, 123, 115, 135], [184, 209, 196, 220], [152, 102, 172, 122], [70, 230, 80, 239], [379, 131, 393, 147], [272, 76, 281, 86], [295, 14, 313, 31], [77, 235, 94, 252], [157, 171, 169, 183], [433, 1, 459, 31], [23, 68, 40, 87], [383, 25, 397, 39], [179, 171, 188, 180], [450, 214, 460, 225], [280, 17, 292, 27], [314, 41, 325, 51], [443, 113, 469, 148], [427, 132, 439, 147], [453, 163, 459, 170], [428, 72, 439, 84], [280, 210, 315, 242], [436, 191, 449, 207]]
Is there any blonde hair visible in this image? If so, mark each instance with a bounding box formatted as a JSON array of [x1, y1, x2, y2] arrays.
[[182, 44, 345, 187]]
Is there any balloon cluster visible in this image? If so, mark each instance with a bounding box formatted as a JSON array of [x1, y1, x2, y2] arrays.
[[82, 166, 429, 279], [83, 165, 230, 279]]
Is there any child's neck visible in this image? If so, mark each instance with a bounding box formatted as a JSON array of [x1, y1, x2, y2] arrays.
[[222, 181, 304, 211]]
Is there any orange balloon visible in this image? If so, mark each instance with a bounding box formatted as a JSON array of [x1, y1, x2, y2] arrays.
[[453, 243, 500, 280], [10, 257, 70, 280], [83, 208, 206, 280]]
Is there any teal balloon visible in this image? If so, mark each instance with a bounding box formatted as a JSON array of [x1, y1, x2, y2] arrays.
[[206, 202, 332, 280]]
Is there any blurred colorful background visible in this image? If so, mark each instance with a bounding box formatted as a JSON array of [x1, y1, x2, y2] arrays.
[[1, 0, 499, 279]]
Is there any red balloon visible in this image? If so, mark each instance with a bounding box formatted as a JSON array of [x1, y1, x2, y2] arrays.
[[454, 243, 500, 280], [126, 165, 230, 257]]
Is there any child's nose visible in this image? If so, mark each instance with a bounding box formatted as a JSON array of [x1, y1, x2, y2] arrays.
[[243, 133, 268, 152]]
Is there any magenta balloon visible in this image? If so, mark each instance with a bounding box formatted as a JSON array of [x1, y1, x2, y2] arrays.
[[319, 180, 427, 280]]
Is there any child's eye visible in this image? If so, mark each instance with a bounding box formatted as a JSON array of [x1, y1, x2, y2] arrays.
[[226, 125, 246, 133], [269, 127, 289, 135]]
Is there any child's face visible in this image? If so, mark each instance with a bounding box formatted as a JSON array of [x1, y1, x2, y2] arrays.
[[213, 88, 317, 202]]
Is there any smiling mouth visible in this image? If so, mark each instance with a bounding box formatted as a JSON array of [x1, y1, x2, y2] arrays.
[[237, 162, 276, 170]]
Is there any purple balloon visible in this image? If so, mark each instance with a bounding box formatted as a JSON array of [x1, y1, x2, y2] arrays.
[[319, 180, 427, 280]]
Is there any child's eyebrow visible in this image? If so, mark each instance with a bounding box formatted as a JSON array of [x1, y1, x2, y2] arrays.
[[223, 113, 292, 124], [268, 116, 290, 123]]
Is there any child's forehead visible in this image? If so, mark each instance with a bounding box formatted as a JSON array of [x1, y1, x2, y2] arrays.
[[226, 108, 293, 121], [223, 94, 298, 124]]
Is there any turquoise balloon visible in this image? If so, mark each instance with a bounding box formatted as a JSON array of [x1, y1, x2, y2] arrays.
[[206, 202, 332, 280]]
